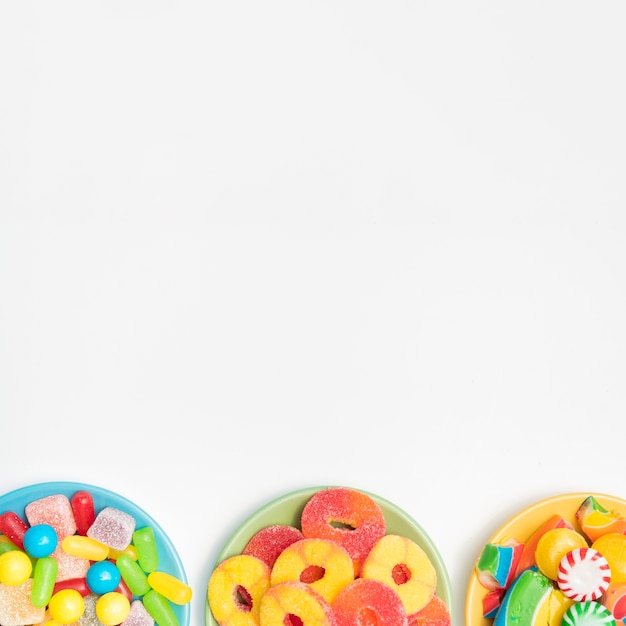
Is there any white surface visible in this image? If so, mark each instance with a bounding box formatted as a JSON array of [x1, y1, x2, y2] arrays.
[[2, 3, 626, 624]]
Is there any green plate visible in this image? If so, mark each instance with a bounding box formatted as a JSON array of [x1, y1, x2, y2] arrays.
[[205, 486, 452, 625]]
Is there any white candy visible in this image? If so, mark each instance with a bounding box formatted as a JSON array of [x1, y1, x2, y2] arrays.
[[558, 547, 611, 602]]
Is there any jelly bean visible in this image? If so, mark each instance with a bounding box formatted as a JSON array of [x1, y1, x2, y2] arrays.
[[133, 526, 159, 573], [32, 555, 59, 607], [115, 576, 134, 602], [96, 591, 131, 626], [116, 553, 151, 596], [86, 560, 121, 595], [23, 523, 58, 558], [53, 576, 91, 597], [0, 535, 19, 555], [71, 490, 96, 536], [0, 549, 33, 585], [109, 543, 138, 561], [143, 588, 179, 626], [147, 571, 192, 605], [62, 535, 109, 561], [48, 588, 85, 624], [0, 511, 28, 549]]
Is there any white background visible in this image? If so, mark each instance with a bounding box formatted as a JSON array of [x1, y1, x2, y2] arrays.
[[2, 2, 626, 624]]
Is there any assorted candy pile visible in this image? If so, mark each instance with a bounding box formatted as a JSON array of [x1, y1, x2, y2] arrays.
[[207, 487, 451, 626], [475, 495, 626, 626], [0, 488, 192, 626]]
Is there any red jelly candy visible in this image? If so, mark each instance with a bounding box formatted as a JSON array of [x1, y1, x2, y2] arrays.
[[71, 491, 96, 536], [408, 595, 451, 626], [332, 578, 407, 626], [242, 525, 304, 568], [0, 512, 28, 550]]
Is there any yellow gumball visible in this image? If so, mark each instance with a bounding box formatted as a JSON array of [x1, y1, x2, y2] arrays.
[[48, 589, 85, 624], [96, 592, 131, 626], [0, 550, 32, 585], [535, 528, 588, 580]]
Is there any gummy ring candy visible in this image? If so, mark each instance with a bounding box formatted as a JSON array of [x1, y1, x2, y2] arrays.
[[300, 487, 386, 576], [207, 554, 270, 626], [259, 581, 335, 626], [332, 578, 407, 626], [270, 538, 354, 603], [361, 533, 437, 615]]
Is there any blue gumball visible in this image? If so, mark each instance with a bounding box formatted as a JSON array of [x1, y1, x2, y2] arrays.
[[86, 560, 121, 594], [23, 524, 58, 558]]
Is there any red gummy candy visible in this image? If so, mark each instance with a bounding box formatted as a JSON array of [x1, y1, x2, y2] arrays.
[[242, 525, 304, 568], [408, 595, 451, 626], [0, 511, 28, 550], [71, 491, 96, 536], [332, 578, 407, 626]]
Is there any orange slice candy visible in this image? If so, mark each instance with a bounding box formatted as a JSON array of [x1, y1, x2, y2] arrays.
[[576, 496, 626, 543]]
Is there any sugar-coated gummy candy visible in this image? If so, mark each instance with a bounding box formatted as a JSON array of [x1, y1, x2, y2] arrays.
[[361, 533, 437, 615], [0, 578, 46, 626], [301, 487, 386, 577], [116, 553, 151, 596], [86, 560, 121, 595], [79, 593, 104, 626], [133, 526, 159, 573], [259, 581, 335, 626], [96, 591, 131, 626], [0, 512, 28, 550], [71, 491, 96, 536], [331, 578, 407, 626], [87, 507, 136, 551], [23, 523, 58, 558], [50, 544, 91, 582], [208, 554, 271, 626], [408, 594, 452, 626], [48, 588, 85, 624], [562, 600, 617, 626], [143, 589, 179, 626], [121, 599, 155, 626], [147, 571, 192, 605], [32, 556, 59, 607], [0, 549, 33, 586], [242, 524, 304, 568], [25, 495, 77, 540], [270, 537, 354, 604]]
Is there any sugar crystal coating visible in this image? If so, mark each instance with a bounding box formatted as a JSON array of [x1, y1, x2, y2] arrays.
[[79, 593, 106, 626], [332, 578, 407, 626], [121, 600, 155, 626], [25, 494, 77, 540], [51, 543, 91, 582], [243, 525, 304, 568], [408, 594, 452, 626], [259, 581, 336, 626], [88, 507, 136, 551], [0, 579, 46, 626]]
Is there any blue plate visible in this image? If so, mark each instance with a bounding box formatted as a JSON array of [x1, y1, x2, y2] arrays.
[[0, 481, 190, 626]]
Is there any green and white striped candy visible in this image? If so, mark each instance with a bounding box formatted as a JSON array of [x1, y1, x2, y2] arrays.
[[562, 601, 616, 626]]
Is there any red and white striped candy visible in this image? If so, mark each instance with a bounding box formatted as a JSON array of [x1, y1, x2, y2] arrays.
[[558, 547, 611, 602]]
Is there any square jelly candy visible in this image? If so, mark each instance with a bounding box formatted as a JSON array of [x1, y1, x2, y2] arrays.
[[0, 579, 46, 626], [87, 506, 136, 550], [25, 494, 77, 540]]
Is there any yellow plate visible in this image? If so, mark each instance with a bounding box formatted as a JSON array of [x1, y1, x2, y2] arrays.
[[465, 492, 626, 626]]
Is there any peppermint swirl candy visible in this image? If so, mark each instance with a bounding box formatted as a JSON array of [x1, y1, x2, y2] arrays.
[[558, 548, 611, 602], [562, 601, 616, 626]]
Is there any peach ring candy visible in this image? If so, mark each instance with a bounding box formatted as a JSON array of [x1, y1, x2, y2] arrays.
[[332, 578, 407, 626], [534, 527, 589, 581], [258, 581, 335, 626], [561, 600, 617, 626], [300, 487, 386, 576], [557, 547, 612, 602], [270, 537, 354, 604], [242, 525, 304, 569], [361, 533, 436, 615], [592, 533, 626, 583], [207, 554, 271, 626], [408, 594, 451, 626]]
